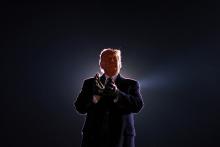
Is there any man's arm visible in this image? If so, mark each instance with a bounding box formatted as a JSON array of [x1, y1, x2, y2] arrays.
[[114, 81, 144, 113], [74, 79, 94, 114]]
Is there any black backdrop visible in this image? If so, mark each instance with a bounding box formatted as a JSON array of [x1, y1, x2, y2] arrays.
[[2, 1, 220, 147]]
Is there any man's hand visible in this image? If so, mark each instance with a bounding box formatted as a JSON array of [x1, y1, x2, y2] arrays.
[[103, 78, 119, 98], [93, 73, 105, 96]]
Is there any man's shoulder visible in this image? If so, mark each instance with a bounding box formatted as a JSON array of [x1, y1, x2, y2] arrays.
[[120, 76, 139, 86], [83, 77, 95, 84]]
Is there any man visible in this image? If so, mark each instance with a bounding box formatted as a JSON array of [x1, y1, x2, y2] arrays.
[[74, 48, 143, 147]]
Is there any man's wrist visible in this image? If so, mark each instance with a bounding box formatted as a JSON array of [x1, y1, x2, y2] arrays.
[[92, 95, 101, 104], [113, 95, 119, 103]]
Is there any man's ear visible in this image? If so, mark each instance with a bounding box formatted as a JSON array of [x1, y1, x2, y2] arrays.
[[100, 61, 105, 69]]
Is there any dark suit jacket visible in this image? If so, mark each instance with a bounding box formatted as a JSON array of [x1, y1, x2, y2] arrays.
[[74, 74, 143, 147]]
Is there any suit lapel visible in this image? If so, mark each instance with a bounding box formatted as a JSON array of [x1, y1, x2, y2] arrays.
[[100, 73, 125, 88], [115, 74, 124, 88]]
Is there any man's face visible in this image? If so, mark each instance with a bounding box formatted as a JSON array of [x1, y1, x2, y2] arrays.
[[100, 52, 121, 77]]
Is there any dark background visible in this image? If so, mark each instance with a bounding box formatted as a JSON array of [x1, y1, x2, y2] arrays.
[[2, 1, 220, 147]]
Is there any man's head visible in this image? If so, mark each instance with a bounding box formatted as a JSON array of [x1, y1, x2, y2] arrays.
[[99, 48, 122, 77]]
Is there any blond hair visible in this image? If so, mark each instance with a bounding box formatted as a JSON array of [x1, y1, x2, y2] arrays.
[[99, 48, 122, 73]]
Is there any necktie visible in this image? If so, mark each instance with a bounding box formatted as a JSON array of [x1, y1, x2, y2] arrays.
[[106, 78, 113, 86]]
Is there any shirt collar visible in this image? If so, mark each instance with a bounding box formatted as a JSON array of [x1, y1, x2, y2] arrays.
[[104, 74, 118, 82]]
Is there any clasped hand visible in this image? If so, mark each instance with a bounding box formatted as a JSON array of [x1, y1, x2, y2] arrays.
[[93, 74, 119, 98]]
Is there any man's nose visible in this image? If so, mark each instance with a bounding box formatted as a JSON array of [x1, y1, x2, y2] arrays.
[[110, 58, 115, 62]]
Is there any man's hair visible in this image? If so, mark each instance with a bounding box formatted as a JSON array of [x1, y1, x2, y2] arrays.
[[99, 48, 122, 73]]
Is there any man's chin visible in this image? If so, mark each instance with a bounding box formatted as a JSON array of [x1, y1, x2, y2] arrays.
[[105, 72, 118, 77]]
